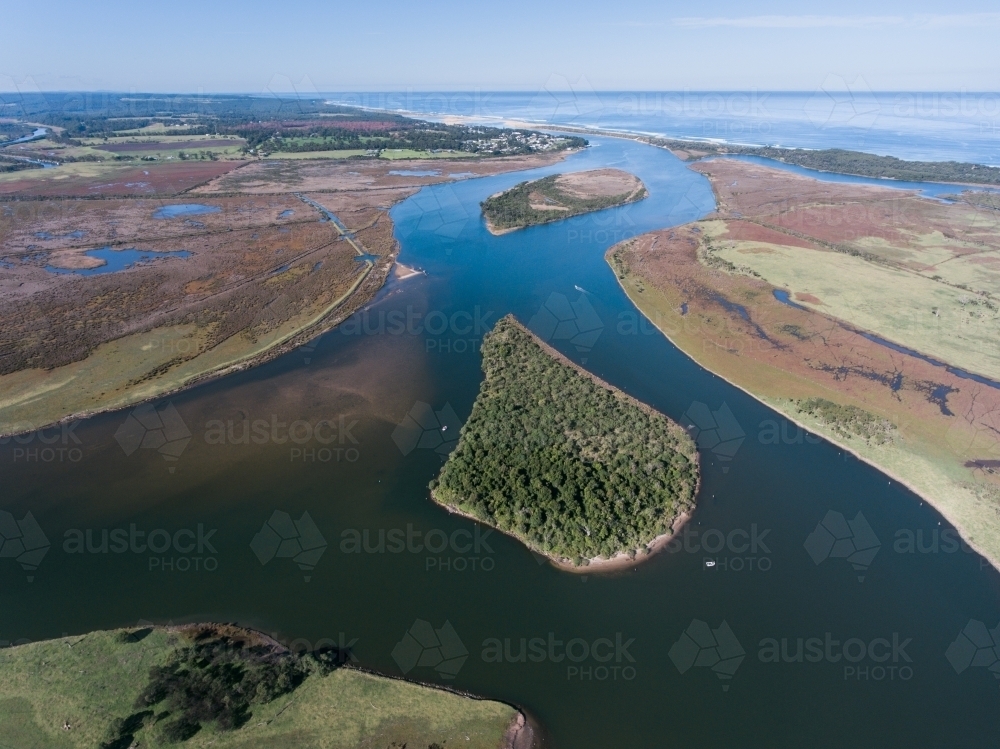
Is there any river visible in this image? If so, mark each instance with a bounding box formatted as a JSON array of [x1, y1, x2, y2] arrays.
[[1, 135, 999, 747]]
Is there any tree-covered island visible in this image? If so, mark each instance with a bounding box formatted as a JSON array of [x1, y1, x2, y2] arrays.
[[431, 315, 699, 568], [480, 168, 647, 234]]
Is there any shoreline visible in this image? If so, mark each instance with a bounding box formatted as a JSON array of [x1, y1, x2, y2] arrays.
[[432, 489, 693, 574], [393, 261, 426, 280], [432, 113, 1000, 190], [485, 216, 519, 236], [4, 622, 540, 749], [605, 247, 1000, 574], [481, 169, 648, 235]]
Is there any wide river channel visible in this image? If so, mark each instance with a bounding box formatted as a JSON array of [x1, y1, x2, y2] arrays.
[[2, 136, 999, 747]]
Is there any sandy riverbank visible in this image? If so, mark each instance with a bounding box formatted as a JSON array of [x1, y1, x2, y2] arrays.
[[433, 491, 694, 574]]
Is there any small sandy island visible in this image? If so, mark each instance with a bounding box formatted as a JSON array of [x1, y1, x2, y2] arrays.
[[482, 168, 647, 235], [45, 249, 105, 270], [393, 262, 426, 280]]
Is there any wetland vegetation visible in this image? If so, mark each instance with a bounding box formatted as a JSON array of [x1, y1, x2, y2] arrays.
[[609, 158, 1000, 568]]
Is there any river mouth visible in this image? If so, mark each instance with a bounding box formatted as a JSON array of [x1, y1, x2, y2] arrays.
[[2, 136, 999, 747]]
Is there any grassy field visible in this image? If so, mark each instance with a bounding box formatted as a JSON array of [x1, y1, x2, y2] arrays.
[[10, 135, 246, 163], [432, 315, 698, 567], [113, 123, 199, 135], [0, 265, 372, 436], [379, 149, 472, 160], [0, 626, 519, 749], [79, 134, 242, 146], [0, 160, 119, 185], [268, 150, 473, 161], [708, 222, 1000, 381], [267, 150, 368, 160], [4, 138, 108, 160], [607, 154, 1000, 569]]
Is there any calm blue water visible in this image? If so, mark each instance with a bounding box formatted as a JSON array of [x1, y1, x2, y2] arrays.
[[45, 247, 191, 275], [4, 125, 1000, 748], [324, 91, 1000, 165], [153, 204, 222, 219], [772, 289, 807, 310], [35, 230, 86, 240], [1, 127, 47, 146]]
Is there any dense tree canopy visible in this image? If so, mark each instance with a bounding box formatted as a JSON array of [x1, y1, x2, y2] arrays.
[[432, 316, 699, 564], [481, 173, 645, 231]]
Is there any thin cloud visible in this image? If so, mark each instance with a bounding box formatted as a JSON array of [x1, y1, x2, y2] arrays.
[[671, 13, 1000, 29]]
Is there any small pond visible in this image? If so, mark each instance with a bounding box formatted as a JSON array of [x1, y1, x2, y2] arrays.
[[153, 204, 222, 219], [46, 247, 191, 276]]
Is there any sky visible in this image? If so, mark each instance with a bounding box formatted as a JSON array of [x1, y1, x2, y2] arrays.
[[2, 0, 999, 92]]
